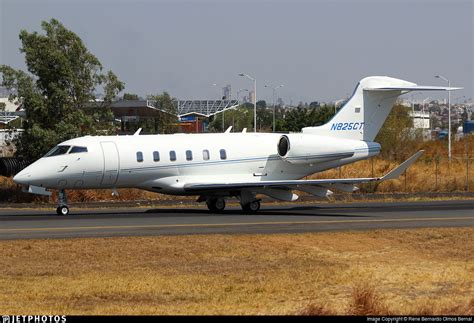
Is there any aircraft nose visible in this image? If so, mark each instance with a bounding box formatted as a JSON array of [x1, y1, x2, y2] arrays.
[[13, 168, 31, 185]]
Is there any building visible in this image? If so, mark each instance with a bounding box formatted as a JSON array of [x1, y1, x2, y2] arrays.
[[222, 84, 232, 100], [463, 121, 474, 135], [0, 88, 25, 156], [176, 99, 239, 132], [249, 91, 256, 104], [0, 87, 24, 129], [409, 111, 430, 129], [409, 110, 431, 141], [94, 99, 239, 134]]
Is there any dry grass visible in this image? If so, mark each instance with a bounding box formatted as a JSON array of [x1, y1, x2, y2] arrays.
[[0, 228, 472, 315], [311, 153, 472, 194]]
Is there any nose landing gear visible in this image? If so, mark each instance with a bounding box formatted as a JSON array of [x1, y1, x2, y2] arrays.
[[56, 189, 70, 215]]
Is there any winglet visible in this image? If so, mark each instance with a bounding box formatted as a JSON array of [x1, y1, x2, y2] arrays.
[[381, 150, 424, 181]]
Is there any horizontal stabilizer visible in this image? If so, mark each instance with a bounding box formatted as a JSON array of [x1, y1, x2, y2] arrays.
[[380, 150, 424, 180], [365, 86, 462, 92]]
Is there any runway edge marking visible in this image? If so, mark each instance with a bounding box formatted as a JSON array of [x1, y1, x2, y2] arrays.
[[1, 216, 473, 232]]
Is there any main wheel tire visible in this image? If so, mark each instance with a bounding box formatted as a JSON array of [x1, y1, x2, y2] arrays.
[[56, 205, 69, 216], [241, 200, 260, 214], [214, 198, 226, 212], [206, 198, 226, 213]]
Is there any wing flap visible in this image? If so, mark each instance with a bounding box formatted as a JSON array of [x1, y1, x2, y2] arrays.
[[184, 150, 424, 193]]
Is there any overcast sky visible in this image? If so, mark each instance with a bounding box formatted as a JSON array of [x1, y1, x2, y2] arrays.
[[1, 0, 472, 104]]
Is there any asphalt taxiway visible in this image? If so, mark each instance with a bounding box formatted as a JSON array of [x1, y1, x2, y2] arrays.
[[0, 200, 472, 240]]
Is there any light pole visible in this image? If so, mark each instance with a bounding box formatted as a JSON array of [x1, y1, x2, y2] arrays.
[[265, 84, 284, 132], [239, 73, 257, 132], [435, 75, 451, 161]]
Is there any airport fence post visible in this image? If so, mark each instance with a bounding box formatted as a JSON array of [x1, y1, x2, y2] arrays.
[[435, 155, 440, 191], [371, 158, 375, 192], [467, 157, 470, 192], [404, 170, 407, 192]]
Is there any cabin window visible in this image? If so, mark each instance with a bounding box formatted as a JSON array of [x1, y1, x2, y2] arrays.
[[44, 145, 71, 157], [136, 151, 144, 162], [169, 150, 176, 161], [69, 146, 88, 154], [186, 150, 193, 161], [153, 151, 160, 162], [203, 149, 210, 161], [220, 149, 227, 160]]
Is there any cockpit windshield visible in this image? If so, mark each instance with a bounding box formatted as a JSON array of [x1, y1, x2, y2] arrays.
[[43, 145, 88, 157], [69, 146, 88, 154], [44, 145, 71, 157]]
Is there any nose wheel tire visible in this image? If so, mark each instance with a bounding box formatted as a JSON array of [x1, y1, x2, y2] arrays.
[[241, 200, 260, 214], [56, 206, 69, 216], [206, 198, 226, 213]]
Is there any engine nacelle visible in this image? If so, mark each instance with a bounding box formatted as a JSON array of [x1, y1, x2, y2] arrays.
[[277, 134, 356, 165]]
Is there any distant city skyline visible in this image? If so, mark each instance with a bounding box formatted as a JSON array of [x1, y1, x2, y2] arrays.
[[1, 0, 472, 104]]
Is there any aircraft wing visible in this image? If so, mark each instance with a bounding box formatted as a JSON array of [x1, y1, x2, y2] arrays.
[[183, 150, 423, 193]]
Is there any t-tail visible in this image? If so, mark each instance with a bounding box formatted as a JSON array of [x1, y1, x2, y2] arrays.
[[302, 76, 461, 141]]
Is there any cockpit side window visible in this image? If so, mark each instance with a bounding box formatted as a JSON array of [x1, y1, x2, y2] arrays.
[[69, 146, 88, 154], [44, 145, 71, 157]]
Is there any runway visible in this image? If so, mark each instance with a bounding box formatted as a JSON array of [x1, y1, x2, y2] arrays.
[[0, 200, 472, 240]]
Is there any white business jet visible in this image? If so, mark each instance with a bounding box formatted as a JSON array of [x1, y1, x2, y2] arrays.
[[13, 76, 460, 215]]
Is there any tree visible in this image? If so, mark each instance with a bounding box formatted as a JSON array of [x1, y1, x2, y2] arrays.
[[208, 104, 254, 133], [275, 105, 335, 132], [0, 19, 124, 161], [122, 93, 139, 101], [375, 104, 420, 160], [147, 92, 178, 134]]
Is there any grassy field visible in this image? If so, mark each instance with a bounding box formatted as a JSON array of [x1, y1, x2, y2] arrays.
[[0, 228, 472, 315]]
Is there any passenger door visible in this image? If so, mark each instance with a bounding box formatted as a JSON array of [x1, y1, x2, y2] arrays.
[[100, 142, 119, 186]]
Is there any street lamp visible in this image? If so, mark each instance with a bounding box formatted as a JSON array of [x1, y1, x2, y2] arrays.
[[434, 75, 451, 161], [239, 73, 257, 132], [265, 84, 284, 132]]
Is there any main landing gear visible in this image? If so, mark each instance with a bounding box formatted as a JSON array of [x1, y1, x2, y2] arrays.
[[203, 195, 261, 214], [56, 189, 70, 215], [241, 200, 260, 214], [239, 191, 261, 214], [206, 197, 226, 213]]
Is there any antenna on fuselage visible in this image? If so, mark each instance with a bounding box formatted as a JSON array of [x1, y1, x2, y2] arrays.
[[133, 128, 142, 136], [225, 126, 232, 133]]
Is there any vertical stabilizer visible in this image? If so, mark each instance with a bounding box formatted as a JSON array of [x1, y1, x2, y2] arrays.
[[302, 76, 460, 141], [302, 76, 410, 141]]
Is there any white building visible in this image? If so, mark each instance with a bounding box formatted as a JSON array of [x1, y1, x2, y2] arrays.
[[409, 111, 430, 129], [0, 91, 24, 126], [249, 90, 256, 104]]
